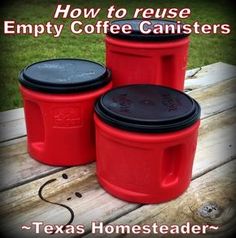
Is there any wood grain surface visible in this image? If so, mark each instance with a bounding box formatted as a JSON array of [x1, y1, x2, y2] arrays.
[[0, 63, 235, 238]]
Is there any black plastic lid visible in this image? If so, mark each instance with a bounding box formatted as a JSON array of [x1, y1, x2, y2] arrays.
[[95, 85, 201, 133], [107, 19, 189, 41], [19, 59, 111, 93]]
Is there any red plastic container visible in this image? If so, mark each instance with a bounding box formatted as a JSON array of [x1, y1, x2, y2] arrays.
[[106, 19, 189, 90], [94, 85, 201, 204], [19, 59, 112, 166]]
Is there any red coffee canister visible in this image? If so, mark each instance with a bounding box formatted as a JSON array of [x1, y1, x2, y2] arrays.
[[94, 84, 201, 204], [106, 19, 189, 90], [19, 59, 112, 166]]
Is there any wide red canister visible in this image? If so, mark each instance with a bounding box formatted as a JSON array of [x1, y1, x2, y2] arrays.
[[106, 19, 189, 90], [94, 85, 201, 204], [19, 59, 112, 166]]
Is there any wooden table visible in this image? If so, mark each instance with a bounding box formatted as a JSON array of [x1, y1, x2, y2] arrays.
[[0, 62, 236, 237]]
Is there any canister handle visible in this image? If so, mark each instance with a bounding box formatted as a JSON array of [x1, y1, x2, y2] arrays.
[[161, 145, 181, 187], [24, 100, 45, 154]]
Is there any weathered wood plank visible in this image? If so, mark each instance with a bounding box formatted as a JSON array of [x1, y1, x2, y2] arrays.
[[0, 62, 235, 143], [0, 108, 26, 142], [185, 62, 236, 91], [188, 77, 236, 119], [93, 160, 236, 238], [0, 108, 24, 123], [0, 78, 235, 192], [0, 118, 26, 142], [0, 107, 235, 237], [0, 138, 63, 192]]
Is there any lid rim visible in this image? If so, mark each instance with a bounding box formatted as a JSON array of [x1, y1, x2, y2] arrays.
[[99, 92, 196, 124], [107, 18, 189, 42], [107, 32, 189, 42], [95, 101, 200, 133], [19, 58, 111, 94], [95, 85, 201, 133]]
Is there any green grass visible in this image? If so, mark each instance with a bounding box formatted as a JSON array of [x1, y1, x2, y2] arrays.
[[0, 0, 235, 111]]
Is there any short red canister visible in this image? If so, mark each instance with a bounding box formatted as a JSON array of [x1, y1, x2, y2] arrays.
[[19, 59, 112, 166], [94, 84, 201, 204], [106, 19, 189, 90]]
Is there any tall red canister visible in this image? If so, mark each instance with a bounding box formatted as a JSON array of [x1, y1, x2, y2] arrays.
[[94, 85, 200, 204], [19, 59, 112, 166], [106, 19, 189, 90]]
